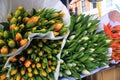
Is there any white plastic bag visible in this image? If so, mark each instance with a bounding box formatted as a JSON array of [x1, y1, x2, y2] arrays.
[[0, 0, 70, 26]]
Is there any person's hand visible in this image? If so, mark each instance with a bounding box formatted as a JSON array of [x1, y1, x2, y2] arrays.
[[109, 10, 120, 22]]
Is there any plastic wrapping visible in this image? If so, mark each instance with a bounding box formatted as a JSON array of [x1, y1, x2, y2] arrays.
[[0, 0, 70, 26], [60, 65, 109, 80]]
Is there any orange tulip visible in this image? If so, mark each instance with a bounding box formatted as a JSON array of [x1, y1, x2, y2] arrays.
[[112, 25, 120, 32], [24, 60, 31, 68], [104, 23, 112, 38], [111, 33, 120, 39], [20, 39, 28, 46], [104, 23, 120, 61], [109, 41, 120, 47]]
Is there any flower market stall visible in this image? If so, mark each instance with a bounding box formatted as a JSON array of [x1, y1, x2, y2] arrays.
[[0, 0, 120, 80]]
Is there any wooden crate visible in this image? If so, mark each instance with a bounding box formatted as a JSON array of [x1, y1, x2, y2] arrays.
[[83, 64, 120, 80]]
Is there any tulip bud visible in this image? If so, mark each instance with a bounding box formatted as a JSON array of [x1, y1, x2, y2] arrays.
[[3, 30, 9, 38], [10, 17, 17, 24], [50, 66, 56, 71], [10, 57, 17, 62], [26, 16, 40, 28], [18, 6, 24, 11], [31, 64, 35, 69], [27, 67, 32, 73], [36, 63, 41, 68], [14, 26, 19, 32], [53, 49, 58, 54], [69, 35, 75, 40], [65, 70, 71, 75], [53, 31, 59, 36], [82, 69, 90, 75], [59, 72, 63, 77], [19, 56, 25, 62], [8, 39, 16, 48], [81, 36, 89, 41], [10, 24, 16, 31], [59, 11, 64, 17], [10, 69, 17, 76], [14, 10, 21, 18], [28, 72, 32, 78], [16, 73, 21, 80], [1, 46, 8, 54], [33, 68, 39, 75], [15, 33, 22, 42], [48, 20, 56, 24], [27, 48, 33, 54], [89, 48, 95, 53], [89, 57, 94, 61], [18, 16, 22, 22], [35, 57, 40, 62], [0, 39, 5, 47], [53, 23, 63, 31], [105, 39, 112, 44], [38, 51, 43, 57], [40, 70, 47, 77], [19, 39, 28, 46], [23, 17, 29, 23], [24, 60, 31, 68], [52, 13, 59, 17], [19, 24, 25, 30], [46, 67, 52, 73], [7, 13, 12, 21], [0, 73, 6, 80], [60, 59, 64, 64]]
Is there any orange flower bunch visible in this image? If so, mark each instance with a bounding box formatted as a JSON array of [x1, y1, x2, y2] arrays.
[[104, 23, 120, 61]]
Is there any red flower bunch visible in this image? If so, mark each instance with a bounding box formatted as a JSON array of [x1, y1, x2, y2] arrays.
[[104, 23, 120, 61]]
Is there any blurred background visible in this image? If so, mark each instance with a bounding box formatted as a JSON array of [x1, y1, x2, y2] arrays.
[[60, 0, 119, 17]]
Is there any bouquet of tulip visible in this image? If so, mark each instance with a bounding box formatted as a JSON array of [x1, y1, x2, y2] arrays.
[[59, 14, 111, 79], [9, 39, 62, 80], [104, 23, 120, 61], [0, 6, 68, 80], [0, 6, 68, 55]]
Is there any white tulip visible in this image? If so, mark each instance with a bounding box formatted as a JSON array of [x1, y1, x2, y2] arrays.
[[89, 48, 95, 53], [75, 67, 79, 70], [89, 57, 94, 61], [106, 39, 111, 43], [72, 63, 76, 67], [60, 59, 64, 64], [94, 44, 97, 46], [79, 47, 85, 51], [81, 36, 89, 41], [67, 63, 73, 67], [69, 35, 75, 40], [82, 69, 90, 75], [59, 72, 63, 77], [65, 70, 72, 75], [88, 23, 92, 27]]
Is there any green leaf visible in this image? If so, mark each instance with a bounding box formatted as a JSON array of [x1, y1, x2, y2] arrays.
[[70, 69, 81, 80], [69, 15, 77, 32], [31, 8, 37, 16], [0, 22, 10, 30]]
